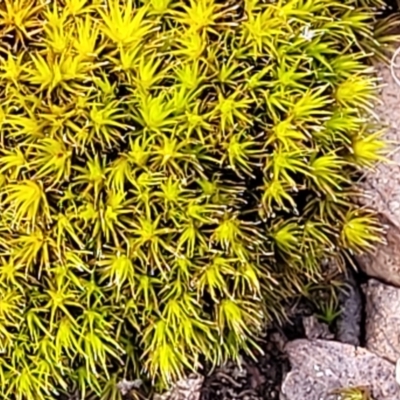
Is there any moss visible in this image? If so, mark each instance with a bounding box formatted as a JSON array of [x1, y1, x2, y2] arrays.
[[0, 0, 396, 398], [332, 386, 373, 400]]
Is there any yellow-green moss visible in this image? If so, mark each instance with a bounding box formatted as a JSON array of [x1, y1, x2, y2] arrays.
[[0, 0, 396, 398]]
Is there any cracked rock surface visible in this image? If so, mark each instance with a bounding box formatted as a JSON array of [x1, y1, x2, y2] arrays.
[[364, 279, 400, 364], [280, 339, 400, 400]]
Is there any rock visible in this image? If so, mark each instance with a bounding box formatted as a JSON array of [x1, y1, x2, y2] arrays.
[[117, 379, 142, 395], [364, 279, 400, 363], [336, 269, 362, 346], [280, 339, 400, 400], [356, 214, 400, 287], [155, 374, 204, 400], [355, 60, 400, 287], [302, 315, 334, 340]]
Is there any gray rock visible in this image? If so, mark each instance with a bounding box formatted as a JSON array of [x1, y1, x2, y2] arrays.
[[154, 374, 204, 400], [303, 315, 334, 340], [336, 269, 362, 346], [117, 379, 142, 395], [280, 339, 400, 400], [364, 279, 400, 363]]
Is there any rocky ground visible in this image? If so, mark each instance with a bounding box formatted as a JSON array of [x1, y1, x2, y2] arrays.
[[148, 49, 400, 400], [278, 57, 400, 400]]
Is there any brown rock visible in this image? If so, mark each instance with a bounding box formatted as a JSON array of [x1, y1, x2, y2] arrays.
[[280, 339, 400, 400], [355, 60, 400, 287], [356, 216, 400, 287], [364, 279, 400, 363]]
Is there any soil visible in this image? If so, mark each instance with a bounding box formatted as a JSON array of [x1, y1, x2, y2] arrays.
[[200, 330, 290, 400], [199, 299, 316, 400]]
